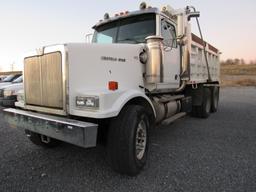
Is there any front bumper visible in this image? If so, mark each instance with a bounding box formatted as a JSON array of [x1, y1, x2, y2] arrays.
[[4, 108, 98, 148], [0, 96, 17, 107]]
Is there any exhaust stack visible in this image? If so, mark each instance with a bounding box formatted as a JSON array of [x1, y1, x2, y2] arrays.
[[145, 36, 164, 84]]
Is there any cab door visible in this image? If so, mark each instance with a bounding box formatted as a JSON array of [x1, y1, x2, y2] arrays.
[[160, 19, 180, 89]]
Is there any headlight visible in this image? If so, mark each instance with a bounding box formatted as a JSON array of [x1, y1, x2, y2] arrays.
[[17, 92, 24, 102], [4, 90, 15, 97], [76, 96, 99, 109]]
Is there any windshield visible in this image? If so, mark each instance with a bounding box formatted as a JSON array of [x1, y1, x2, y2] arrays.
[[93, 13, 156, 44], [12, 76, 23, 83], [3, 75, 15, 82], [3, 74, 21, 82]]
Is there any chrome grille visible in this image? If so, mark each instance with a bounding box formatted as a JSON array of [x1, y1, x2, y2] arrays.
[[24, 52, 63, 109]]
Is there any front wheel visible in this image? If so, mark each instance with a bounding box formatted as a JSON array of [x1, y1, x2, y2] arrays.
[[107, 105, 150, 176]]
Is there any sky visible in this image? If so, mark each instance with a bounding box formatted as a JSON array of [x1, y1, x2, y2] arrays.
[[0, 0, 255, 71]]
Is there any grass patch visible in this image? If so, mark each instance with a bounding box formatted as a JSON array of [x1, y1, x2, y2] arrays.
[[221, 64, 256, 76], [221, 78, 256, 87], [221, 64, 256, 87]]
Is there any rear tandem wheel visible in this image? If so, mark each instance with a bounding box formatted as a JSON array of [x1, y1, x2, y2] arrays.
[[192, 87, 212, 118]]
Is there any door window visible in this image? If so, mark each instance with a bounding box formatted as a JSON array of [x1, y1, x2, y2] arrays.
[[161, 20, 177, 48]]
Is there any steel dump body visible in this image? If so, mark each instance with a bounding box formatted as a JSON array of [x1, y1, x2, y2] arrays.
[[189, 33, 220, 83]]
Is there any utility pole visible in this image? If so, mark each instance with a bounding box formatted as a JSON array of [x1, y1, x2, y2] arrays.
[[11, 62, 15, 71]]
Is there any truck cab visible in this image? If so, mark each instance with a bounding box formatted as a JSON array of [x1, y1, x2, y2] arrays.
[[92, 8, 180, 88]]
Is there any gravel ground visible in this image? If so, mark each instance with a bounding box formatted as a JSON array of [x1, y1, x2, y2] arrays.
[[0, 87, 256, 192]]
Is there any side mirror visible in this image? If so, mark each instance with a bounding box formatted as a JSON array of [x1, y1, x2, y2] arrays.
[[187, 11, 200, 21]]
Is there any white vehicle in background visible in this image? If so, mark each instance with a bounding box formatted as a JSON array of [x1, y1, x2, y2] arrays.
[[0, 76, 23, 107], [0, 74, 21, 88], [0, 75, 7, 82], [5, 3, 220, 175]]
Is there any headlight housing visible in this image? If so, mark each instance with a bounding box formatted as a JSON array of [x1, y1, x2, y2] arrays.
[[76, 96, 99, 109], [4, 90, 15, 97], [17, 92, 24, 102]]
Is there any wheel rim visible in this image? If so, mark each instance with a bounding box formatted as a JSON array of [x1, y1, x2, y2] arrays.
[[135, 119, 147, 160]]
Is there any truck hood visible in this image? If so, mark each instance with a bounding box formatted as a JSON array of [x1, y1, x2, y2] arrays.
[[67, 43, 145, 91], [66, 43, 146, 113], [21, 42, 146, 117]]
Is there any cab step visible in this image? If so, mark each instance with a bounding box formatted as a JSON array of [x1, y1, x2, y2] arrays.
[[162, 112, 186, 125]]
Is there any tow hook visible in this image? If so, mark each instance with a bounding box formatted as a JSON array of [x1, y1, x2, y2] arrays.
[[40, 135, 51, 144], [25, 130, 32, 137]]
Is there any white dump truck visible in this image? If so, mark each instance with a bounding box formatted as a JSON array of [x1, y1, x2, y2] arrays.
[[5, 3, 220, 175]]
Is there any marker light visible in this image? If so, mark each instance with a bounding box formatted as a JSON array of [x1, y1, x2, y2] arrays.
[[109, 81, 118, 91], [140, 2, 147, 10], [104, 13, 110, 20]]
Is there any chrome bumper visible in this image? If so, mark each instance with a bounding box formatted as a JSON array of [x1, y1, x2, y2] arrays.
[[4, 108, 98, 148]]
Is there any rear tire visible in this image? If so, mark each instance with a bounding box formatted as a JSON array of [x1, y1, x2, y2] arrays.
[[107, 105, 150, 176], [211, 86, 219, 113], [192, 87, 211, 118], [200, 87, 211, 118], [25, 130, 60, 148]]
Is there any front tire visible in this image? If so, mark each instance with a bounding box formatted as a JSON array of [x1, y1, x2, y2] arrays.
[[107, 105, 150, 176]]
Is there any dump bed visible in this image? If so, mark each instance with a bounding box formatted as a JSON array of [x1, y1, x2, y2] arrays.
[[189, 33, 220, 83]]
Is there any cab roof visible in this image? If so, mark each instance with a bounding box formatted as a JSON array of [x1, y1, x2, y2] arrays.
[[93, 7, 168, 29]]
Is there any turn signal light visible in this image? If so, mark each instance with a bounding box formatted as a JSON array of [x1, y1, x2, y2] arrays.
[[115, 11, 129, 17], [109, 81, 118, 91]]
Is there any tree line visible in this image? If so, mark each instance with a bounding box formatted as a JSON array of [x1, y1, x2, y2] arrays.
[[221, 59, 256, 65]]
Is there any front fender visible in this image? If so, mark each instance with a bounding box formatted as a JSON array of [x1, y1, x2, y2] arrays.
[[69, 89, 156, 119], [111, 89, 156, 118]]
